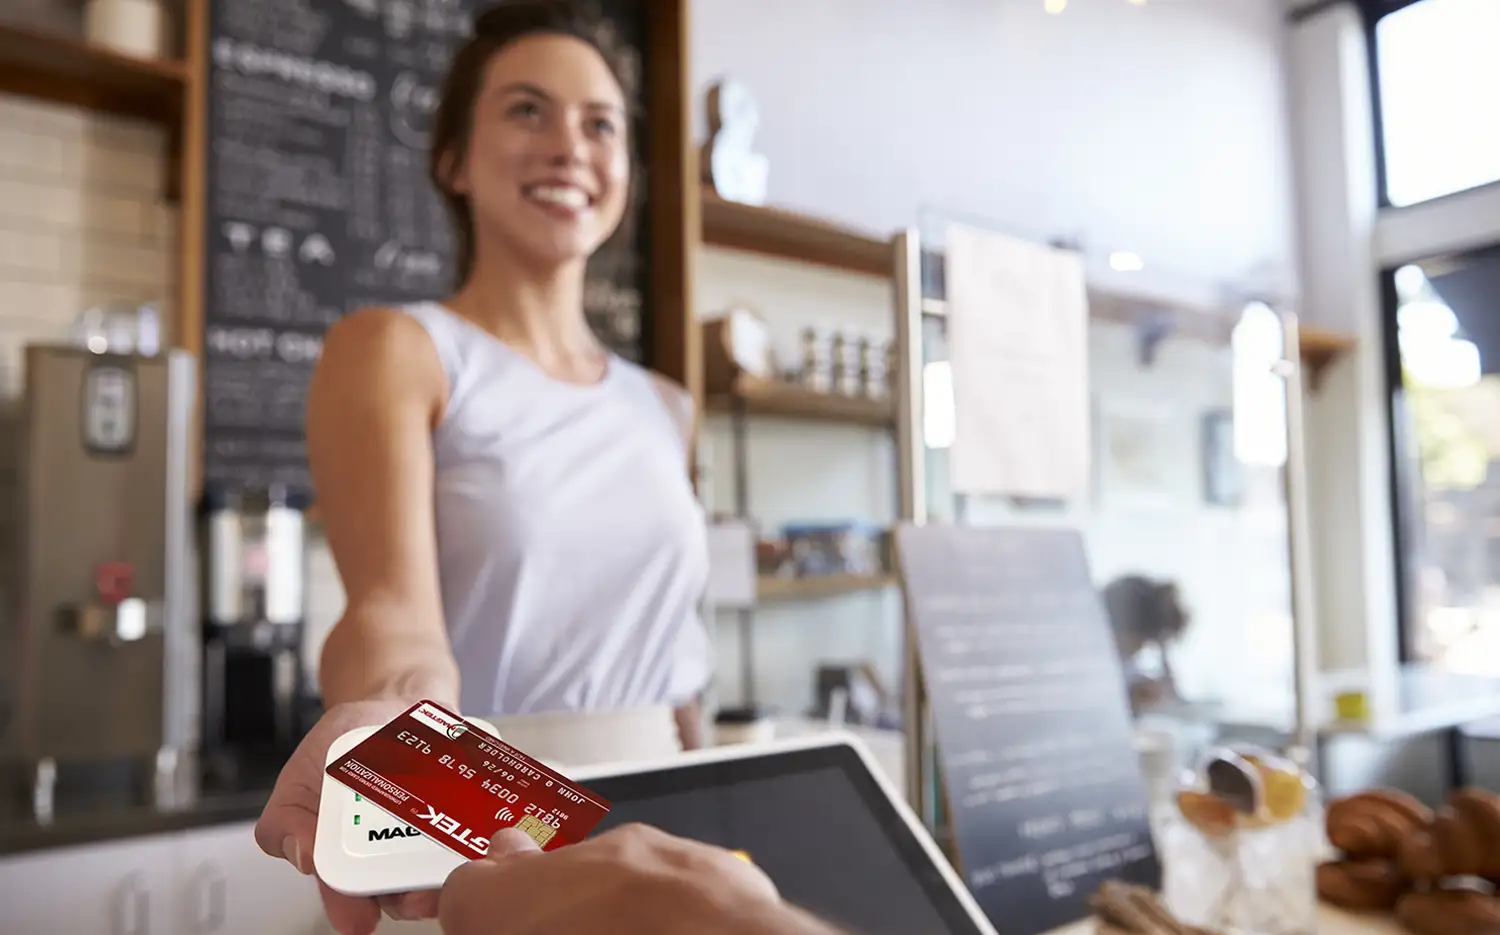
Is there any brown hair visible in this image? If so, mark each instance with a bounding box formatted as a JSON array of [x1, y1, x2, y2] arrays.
[[430, 0, 643, 287]]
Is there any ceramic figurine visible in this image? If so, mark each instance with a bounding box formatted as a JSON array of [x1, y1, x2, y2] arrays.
[[702, 78, 769, 206]]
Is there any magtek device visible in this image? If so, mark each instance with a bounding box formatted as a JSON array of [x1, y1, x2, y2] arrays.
[[325, 700, 610, 860], [313, 714, 502, 896]]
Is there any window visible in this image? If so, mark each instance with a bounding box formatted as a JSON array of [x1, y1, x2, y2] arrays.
[[1364, 0, 1500, 206], [1384, 245, 1500, 673], [1231, 302, 1288, 469]]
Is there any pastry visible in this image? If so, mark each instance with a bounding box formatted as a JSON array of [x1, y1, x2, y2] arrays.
[[1399, 828, 1447, 881], [1315, 858, 1406, 911], [1395, 888, 1500, 935], [1447, 789, 1500, 877], [1325, 789, 1432, 859], [1432, 805, 1488, 878]]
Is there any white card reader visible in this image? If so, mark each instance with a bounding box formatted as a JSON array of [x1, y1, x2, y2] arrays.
[[312, 718, 498, 896]]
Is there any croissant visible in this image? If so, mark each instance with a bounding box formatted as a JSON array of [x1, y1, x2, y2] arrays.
[[1396, 889, 1500, 935], [1448, 788, 1500, 878], [1393, 789, 1500, 881], [1315, 858, 1405, 911], [1398, 828, 1448, 881], [1326, 789, 1433, 859], [1432, 806, 1490, 878]]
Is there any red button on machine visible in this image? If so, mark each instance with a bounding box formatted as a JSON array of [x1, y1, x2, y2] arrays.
[[94, 562, 135, 605]]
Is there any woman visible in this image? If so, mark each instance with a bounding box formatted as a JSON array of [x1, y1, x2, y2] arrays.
[[1101, 574, 1189, 714], [254, 3, 709, 931]]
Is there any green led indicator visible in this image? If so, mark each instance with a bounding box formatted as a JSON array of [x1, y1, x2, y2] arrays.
[[355, 794, 362, 802], [353, 814, 361, 825]]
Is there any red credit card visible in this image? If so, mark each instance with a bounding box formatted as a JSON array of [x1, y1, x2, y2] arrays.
[[325, 700, 610, 859]]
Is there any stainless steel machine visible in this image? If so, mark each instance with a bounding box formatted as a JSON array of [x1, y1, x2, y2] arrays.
[[3, 343, 199, 819], [198, 480, 312, 786]]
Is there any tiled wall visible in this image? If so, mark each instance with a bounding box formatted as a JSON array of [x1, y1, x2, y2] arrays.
[[0, 93, 179, 399], [0, 0, 79, 33]]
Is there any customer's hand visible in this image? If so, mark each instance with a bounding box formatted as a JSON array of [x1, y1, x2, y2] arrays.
[[440, 824, 843, 935], [254, 698, 437, 935]]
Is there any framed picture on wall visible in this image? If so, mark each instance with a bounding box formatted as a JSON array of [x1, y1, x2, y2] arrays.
[[1095, 399, 1182, 511], [1201, 408, 1242, 507]]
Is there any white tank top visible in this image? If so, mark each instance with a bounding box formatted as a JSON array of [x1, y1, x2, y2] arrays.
[[401, 301, 711, 717]]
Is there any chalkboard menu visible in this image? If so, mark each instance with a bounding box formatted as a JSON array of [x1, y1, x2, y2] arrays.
[[895, 524, 1161, 935], [202, 0, 649, 492]]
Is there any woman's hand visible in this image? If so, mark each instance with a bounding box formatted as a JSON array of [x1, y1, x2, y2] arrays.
[[254, 698, 439, 935], [290, 306, 459, 933]]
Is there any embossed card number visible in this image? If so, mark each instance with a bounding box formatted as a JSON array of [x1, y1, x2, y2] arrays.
[[326, 700, 611, 859]]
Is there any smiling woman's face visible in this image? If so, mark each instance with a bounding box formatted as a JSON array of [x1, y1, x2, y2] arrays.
[[447, 34, 630, 269]]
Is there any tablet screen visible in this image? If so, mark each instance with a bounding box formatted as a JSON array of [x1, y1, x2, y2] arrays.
[[584, 743, 989, 935]]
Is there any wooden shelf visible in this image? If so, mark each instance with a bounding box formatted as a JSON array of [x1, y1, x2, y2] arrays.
[[0, 23, 187, 126], [757, 573, 895, 601], [705, 374, 894, 426], [1299, 325, 1357, 390], [700, 194, 892, 278]]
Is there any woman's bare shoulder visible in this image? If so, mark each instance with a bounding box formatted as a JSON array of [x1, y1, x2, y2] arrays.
[[320, 306, 428, 364], [324, 305, 426, 349], [315, 306, 445, 401]]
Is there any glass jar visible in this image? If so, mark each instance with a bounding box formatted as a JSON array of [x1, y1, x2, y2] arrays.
[[1155, 746, 1324, 935], [800, 327, 833, 394]]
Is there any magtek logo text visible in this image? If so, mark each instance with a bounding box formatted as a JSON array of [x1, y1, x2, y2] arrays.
[[415, 805, 490, 856], [368, 826, 423, 843]]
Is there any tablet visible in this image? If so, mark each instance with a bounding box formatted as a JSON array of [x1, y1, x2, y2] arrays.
[[569, 733, 998, 935]]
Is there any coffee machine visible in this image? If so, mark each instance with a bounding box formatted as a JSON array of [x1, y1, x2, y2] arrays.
[[2, 343, 199, 818], [198, 482, 311, 785]]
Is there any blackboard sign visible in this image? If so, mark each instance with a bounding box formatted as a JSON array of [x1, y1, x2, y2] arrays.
[[896, 524, 1161, 935], [202, 0, 649, 492]]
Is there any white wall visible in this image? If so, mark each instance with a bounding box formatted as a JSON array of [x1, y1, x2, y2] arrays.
[[691, 0, 1301, 308]]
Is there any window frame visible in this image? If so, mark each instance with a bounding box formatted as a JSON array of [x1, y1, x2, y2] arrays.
[[1356, 0, 1500, 209], [1379, 245, 1500, 666], [1378, 263, 1421, 663], [1361, 0, 1500, 665]]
